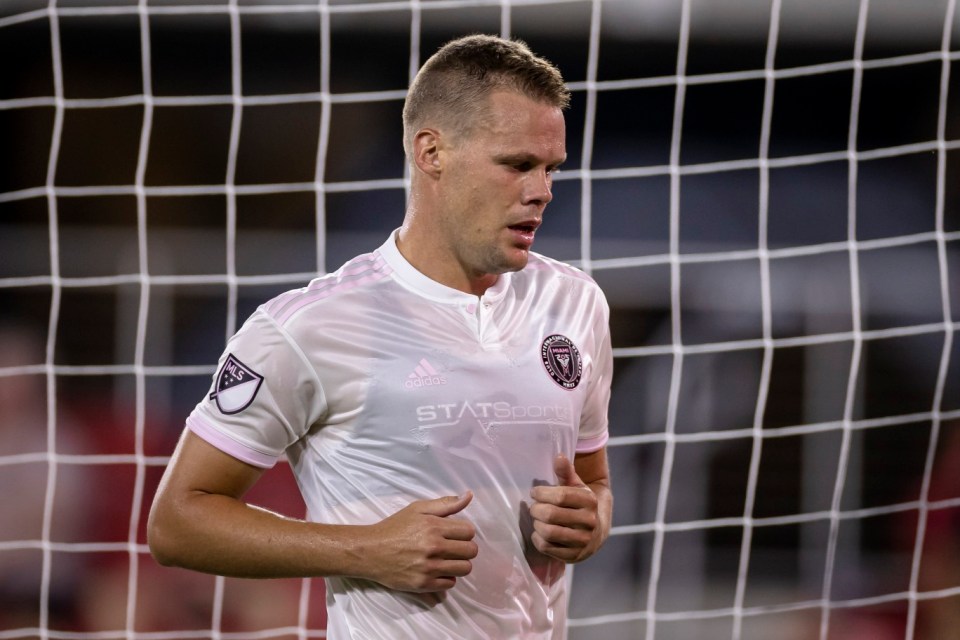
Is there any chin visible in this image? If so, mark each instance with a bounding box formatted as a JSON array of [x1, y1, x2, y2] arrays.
[[501, 251, 531, 272], [481, 244, 531, 275]]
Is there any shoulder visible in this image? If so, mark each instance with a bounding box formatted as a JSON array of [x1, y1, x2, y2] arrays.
[[260, 251, 394, 328], [520, 252, 607, 300]]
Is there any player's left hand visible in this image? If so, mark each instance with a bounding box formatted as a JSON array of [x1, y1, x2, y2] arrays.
[[528, 454, 603, 563]]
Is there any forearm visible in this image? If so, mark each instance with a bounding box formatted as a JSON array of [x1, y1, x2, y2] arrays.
[[149, 431, 477, 592], [148, 490, 372, 580]]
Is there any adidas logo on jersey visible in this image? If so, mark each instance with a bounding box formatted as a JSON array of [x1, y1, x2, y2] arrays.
[[404, 358, 447, 389]]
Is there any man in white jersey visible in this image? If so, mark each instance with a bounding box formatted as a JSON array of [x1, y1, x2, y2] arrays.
[[148, 35, 613, 638]]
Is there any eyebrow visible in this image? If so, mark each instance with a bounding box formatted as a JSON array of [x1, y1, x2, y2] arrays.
[[495, 153, 567, 169]]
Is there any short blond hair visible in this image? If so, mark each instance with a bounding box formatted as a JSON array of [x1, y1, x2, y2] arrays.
[[402, 34, 570, 158]]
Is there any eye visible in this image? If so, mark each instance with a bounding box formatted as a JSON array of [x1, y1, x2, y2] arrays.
[[513, 161, 533, 172]]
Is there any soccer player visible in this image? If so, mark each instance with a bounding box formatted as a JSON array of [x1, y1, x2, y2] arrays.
[[148, 34, 613, 639]]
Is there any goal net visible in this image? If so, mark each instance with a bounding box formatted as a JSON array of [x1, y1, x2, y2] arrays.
[[0, 0, 958, 639]]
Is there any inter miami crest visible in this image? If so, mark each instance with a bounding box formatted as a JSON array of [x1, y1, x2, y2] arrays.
[[209, 354, 264, 415], [540, 334, 583, 390]]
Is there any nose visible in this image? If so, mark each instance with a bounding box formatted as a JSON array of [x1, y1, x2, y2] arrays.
[[522, 169, 553, 207]]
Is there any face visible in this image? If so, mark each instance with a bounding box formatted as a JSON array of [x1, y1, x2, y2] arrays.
[[435, 91, 566, 281]]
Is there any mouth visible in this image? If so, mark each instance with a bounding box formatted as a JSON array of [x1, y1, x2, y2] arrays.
[[508, 222, 540, 233], [507, 220, 540, 248]]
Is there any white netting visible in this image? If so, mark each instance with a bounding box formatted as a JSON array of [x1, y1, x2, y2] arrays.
[[0, 0, 958, 639]]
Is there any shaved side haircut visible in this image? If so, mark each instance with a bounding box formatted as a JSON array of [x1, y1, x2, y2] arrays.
[[402, 34, 571, 159]]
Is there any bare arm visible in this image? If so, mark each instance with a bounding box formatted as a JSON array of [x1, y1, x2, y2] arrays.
[[147, 430, 477, 592], [527, 447, 613, 563]]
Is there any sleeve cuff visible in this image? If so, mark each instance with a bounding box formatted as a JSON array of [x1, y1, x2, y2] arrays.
[[187, 415, 279, 469], [576, 431, 609, 454]]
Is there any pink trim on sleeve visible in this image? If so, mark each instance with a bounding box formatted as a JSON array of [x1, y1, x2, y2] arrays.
[[576, 431, 609, 454], [187, 415, 279, 469]]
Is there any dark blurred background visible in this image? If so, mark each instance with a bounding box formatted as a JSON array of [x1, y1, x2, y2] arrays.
[[1, 0, 959, 638]]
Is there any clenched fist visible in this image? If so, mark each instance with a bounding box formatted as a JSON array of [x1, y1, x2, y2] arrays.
[[362, 492, 479, 592], [529, 455, 606, 564]]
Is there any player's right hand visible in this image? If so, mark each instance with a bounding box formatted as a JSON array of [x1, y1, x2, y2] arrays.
[[363, 492, 478, 593]]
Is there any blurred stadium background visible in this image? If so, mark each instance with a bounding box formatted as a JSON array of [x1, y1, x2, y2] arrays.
[[1, 0, 958, 638]]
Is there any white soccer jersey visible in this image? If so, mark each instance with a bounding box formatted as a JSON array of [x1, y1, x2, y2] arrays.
[[187, 230, 613, 639]]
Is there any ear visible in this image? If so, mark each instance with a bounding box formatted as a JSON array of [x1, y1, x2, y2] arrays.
[[412, 128, 442, 179]]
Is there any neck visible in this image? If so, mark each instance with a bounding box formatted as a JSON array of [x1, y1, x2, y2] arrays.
[[396, 217, 497, 297]]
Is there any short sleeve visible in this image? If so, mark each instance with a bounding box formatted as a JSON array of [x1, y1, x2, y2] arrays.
[[186, 309, 326, 468], [577, 289, 612, 454]]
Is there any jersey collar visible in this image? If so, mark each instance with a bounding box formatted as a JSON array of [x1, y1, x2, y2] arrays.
[[378, 229, 512, 305]]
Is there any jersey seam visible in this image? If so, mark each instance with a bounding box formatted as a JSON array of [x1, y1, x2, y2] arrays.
[[261, 310, 329, 427]]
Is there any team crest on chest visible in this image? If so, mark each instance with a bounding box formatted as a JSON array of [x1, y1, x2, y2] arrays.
[[540, 334, 582, 390], [209, 354, 264, 414]]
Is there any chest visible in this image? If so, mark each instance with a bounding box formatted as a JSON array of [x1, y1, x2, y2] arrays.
[[310, 289, 594, 445]]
